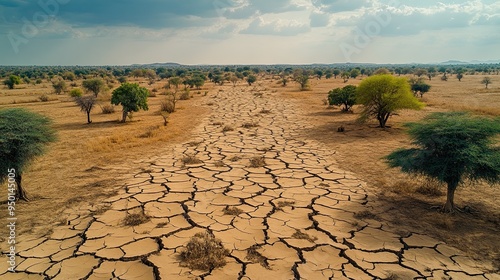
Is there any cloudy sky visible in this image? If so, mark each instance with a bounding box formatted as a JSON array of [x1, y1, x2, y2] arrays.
[[0, 0, 499, 65]]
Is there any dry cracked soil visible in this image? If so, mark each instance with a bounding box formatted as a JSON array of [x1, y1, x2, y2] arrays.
[[1, 88, 499, 280]]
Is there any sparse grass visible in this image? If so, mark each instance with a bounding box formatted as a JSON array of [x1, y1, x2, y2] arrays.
[[222, 125, 234, 132], [100, 104, 115, 114], [92, 205, 111, 215], [179, 231, 230, 271], [242, 122, 259, 128], [139, 125, 160, 138], [291, 230, 318, 242], [223, 206, 244, 216], [123, 212, 150, 227], [246, 245, 270, 269], [354, 210, 378, 220], [248, 156, 266, 168], [182, 155, 203, 165], [415, 179, 445, 197]]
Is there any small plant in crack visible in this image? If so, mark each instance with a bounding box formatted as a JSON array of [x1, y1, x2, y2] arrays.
[[182, 155, 203, 165], [383, 273, 405, 280], [319, 183, 330, 188], [214, 160, 226, 167], [353, 210, 378, 220], [123, 212, 150, 227], [212, 121, 224, 126], [291, 230, 318, 242], [223, 206, 244, 216], [259, 109, 271, 114], [277, 200, 295, 210], [246, 245, 270, 269], [242, 122, 259, 129], [222, 125, 234, 132], [93, 205, 111, 215], [248, 156, 266, 168], [179, 231, 230, 271], [156, 222, 169, 228], [187, 141, 202, 147], [229, 156, 241, 162]]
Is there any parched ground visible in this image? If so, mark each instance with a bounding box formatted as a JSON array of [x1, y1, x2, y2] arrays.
[[1, 85, 498, 280]]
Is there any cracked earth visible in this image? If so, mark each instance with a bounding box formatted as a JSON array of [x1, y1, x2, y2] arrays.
[[2, 88, 499, 280]]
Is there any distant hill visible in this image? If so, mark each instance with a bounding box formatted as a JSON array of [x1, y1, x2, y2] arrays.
[[440, 60, 500, 65]]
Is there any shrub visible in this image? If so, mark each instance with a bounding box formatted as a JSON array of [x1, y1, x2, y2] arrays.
[[179, 89, 190, 100], [38, 95, 49, 102], [179, 231, 229, 271], [69, 88, 83, 98], [249, 156, 266, 168], [160, 100, 175, 113]]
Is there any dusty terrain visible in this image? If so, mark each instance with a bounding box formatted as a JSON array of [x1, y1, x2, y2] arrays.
[[1, 74, 499, 279]]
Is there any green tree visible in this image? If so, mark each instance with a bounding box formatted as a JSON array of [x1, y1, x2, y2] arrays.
[[386, 112, 500, 212], [69, 88, 83, 98], [111, 83, 149, 123], [0, 108, 56, 201], [247, 75, 257, 86], [75, 95, 97, 124], [328, 85, 357, 112], [52, 80, 67, 94], [350, 69, 361, 79], [481, 77, 492, 89], [4, 75, 21, 89], [333, 69, 341, 79], [82, 79, 105, 97], [456, 73, 464, 82], [356, 75, 424, 128], [373, 68, 391, 75], [341, 71, 350, 83], [410, 79, 431, 98]]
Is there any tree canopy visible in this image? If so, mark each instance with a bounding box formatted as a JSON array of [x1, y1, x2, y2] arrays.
[[0, 108, 56, 200], [82, 78, 105, 97], [356, 75, 424, 128], [111, 83, 149, 123], [4, 75, 21, 89], [328, 85, 357, 112], [386, 112, 500, 212]]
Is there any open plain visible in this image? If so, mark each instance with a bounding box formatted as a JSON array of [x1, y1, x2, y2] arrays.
[[0, 73, 499, 279]]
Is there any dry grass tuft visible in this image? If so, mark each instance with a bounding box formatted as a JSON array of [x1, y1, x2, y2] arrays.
[[292, 230, 318, 242], [354, 210, 378, 220], [214, 161, 226, 167], [179, 231, 230, 271], [229, 156, 241, 162], [242, 122, 259, 128], [246, 245, 270, 269], [100, 104, 115, 114], [259, 109, 271, 114], [248, 156, 266, 168], [222, 125, 234, 132], [277, 200, 295, 210], [123, 212, 150, 227], [223, 206, 244, 216], [182, 155, 203, 165]]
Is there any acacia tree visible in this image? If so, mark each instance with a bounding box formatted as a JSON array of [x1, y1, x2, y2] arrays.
[[328, 85, 357, 112], [82, 79, 105, 97], [111, 83, 149, 123], [356, 75, 423, 128], [3, 75, 21, 89], [481, 77, 492, 89], [341, 71, 350, 83], [247, 75, 257, 86], [386, 112, 500, 212], [409, 79, 431, 98], [75, 95, 96, 124], [52, 80, 67, 94], [0, 108, 56, 201]]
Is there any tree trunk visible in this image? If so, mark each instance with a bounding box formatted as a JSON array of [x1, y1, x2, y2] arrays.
[[121, 110, 128, 123], [15, 174, 30, 201], [443, 181, 458, 213], [86, 110, 92, 124]]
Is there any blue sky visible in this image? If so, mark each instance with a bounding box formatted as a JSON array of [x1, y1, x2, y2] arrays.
[[0, 0, 499, 65]]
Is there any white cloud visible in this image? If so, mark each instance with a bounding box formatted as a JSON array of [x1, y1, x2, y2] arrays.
[[240, 17, 310, 36]]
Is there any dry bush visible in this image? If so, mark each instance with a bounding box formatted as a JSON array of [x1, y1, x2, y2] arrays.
[[179, 231, 229, 271], [101, 104, 115, 114], [182, 155, 203, 165], [354, 210, 378, 220], [149, 91, 157, 97], [248, 156, 266, 168], [180, 90, 190, 100], [139, 126, 160, 138], [38, 95, 49, 102], [214, 161, 226, 167], [222, 125, 234, 132], [223, 206, 244, 216], [160, 100, 175, 113], [292, 230, 318, 242], [277, 200, 295, 210], [123, 212, 150, 226]]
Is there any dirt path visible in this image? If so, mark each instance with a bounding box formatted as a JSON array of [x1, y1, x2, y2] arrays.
[[2, 88, 498, 279]]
